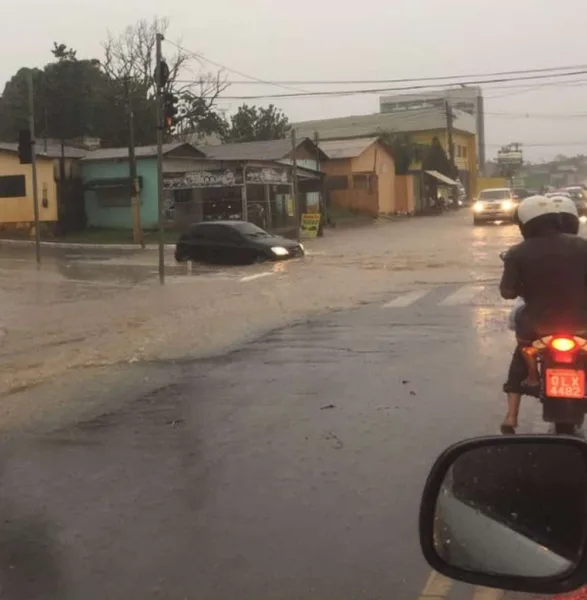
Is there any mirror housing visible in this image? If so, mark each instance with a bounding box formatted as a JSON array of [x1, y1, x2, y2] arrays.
[[419, 435, 587, 594]]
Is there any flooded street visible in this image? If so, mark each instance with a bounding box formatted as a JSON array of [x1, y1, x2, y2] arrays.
[[0, 213, 549, 598]]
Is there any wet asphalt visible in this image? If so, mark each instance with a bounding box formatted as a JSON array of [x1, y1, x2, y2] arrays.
[[0, 218, 561, 599]]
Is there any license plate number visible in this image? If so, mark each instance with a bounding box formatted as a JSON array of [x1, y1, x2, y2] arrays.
[[545, 369, 585, 399]]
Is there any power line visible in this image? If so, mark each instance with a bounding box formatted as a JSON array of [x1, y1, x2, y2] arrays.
[[215, 63, 587, 86], [164, 39, 309, 94], [177, 69, 587, 100]]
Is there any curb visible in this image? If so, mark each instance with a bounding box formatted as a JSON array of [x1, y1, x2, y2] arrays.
[[0, 238, 176, 251]]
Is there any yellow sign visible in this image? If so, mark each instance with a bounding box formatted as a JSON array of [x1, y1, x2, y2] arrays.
[[286, 196, 295, 217], [301, 213, 321, 238]]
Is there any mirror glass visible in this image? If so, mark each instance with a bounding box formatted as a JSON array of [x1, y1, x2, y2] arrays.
[[434, 443, 587, 578]]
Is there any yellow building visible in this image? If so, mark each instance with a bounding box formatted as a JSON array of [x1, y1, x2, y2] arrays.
[[294, 108, 478, 202], [0, 142, 84, 228]]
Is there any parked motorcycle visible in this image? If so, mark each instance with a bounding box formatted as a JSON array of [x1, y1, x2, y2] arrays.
[[500, 251, 586, 434]]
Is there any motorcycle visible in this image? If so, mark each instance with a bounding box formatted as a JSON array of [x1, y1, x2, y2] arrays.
[[501, 251, 587, 434]]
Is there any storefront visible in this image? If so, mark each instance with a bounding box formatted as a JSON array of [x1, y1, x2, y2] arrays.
[[163, 161, 322, 235]]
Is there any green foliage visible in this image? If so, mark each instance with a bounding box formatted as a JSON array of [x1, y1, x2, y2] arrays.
[[377, 130, 429, 175], [224, 104, 290, 143], [0, 18, 228, 146]]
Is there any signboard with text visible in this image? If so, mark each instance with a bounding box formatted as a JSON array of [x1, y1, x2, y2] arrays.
[[300, 213, 321, 238]]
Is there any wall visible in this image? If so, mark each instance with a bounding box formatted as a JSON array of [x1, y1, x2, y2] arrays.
[[394, 175, 415, 214], [330, 189, 378, 215], [476, 177, 507, 196], [82, 158, 159, 229], [351, 142, 396, 213], [0, 151, 58, 224]]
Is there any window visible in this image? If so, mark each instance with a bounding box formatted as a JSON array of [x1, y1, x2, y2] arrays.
[[97, 187, 131, 208], [456, 146, 461, 158], [0, 175, 26, 198], [352, 174, 369, 190], [462, 146, 468, 159], [325, 176, 348, 190]]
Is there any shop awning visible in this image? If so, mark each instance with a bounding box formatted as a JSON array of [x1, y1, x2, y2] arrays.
[[425, 170, 458, 186]]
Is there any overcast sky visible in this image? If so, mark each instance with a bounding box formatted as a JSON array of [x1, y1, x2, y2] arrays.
[[5, 0, 587, 161]]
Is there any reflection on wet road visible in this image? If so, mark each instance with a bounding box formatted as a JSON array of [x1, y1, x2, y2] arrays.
[[0, 214, 565, 598]]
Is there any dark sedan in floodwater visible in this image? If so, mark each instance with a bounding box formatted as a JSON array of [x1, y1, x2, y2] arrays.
[[175, 221, 305, 265]]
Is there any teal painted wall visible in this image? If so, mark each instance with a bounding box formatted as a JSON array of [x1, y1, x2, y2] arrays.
[[81, 158, 159, 229]]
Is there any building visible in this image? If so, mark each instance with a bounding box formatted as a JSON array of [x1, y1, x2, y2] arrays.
[[0, 142, 86, 232], [317, 137, 408, 215], [81, 142, 205, 229], [379, 86, 485, 173], [81, 138, 325, 235], [293, 108, 478, 199]]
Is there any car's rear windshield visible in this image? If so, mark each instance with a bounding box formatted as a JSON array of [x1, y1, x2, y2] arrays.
[[479, 190, 510, 200]]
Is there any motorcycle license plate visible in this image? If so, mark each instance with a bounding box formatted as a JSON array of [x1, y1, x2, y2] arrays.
[[545, 369, 585, 399]]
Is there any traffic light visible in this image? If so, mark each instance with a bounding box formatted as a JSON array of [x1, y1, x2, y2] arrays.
[[163, 92, 179, 129], [18, 129, 32, 164]]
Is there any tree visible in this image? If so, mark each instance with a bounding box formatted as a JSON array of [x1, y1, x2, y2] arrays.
[[101, 17, 228, 139], [378, 131, 429, 175], [0, 44, 109, 143], [224, 104, 290, 143]]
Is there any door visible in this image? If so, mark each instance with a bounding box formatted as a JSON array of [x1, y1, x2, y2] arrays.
[[203, 225, 241, 264]]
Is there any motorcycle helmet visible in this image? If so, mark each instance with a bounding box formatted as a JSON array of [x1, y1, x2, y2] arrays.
[[549, 194, 580, 234], [516, 195, 561, 239]]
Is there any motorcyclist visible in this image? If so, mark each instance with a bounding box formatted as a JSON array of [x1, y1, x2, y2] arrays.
[[500, 195, 587, 433]]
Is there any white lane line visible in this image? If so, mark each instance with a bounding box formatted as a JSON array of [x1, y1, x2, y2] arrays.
[[440, 284, 485, 306], [240, 272, 274, 283], [382, 289, 430, 308], [472, 587, 504, 600], [417, 570, 452, 599]]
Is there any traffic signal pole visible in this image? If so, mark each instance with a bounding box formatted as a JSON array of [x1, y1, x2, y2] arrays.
[[28, 70, 40, 267], [156, 32, 165, 285]]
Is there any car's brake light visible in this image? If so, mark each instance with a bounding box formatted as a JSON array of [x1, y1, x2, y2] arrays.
[[551, 337, 576, 352]]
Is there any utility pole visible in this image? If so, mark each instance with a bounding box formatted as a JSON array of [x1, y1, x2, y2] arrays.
[[28, 70, 41, 266], [314, 130, 325, 236], [445, 99, 456, 179], [125, 77, 144, 247], [155, 32, 165, 285], [291, 129, 300, 241]]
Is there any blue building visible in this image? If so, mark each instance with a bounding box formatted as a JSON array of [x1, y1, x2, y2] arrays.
[[81, 142, 203, 229]]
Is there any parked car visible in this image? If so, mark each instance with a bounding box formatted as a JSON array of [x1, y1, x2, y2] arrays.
[[472, 188, 519, 225], [175, 221, 305, 265]]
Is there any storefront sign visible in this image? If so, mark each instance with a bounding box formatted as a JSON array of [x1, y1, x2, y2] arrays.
[[164, 169, 242, 190], [300, 213, 321, 238], [246, 167, 289, 185]]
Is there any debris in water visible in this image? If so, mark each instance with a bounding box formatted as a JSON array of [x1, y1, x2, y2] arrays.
[[320, 404, 336, 410]]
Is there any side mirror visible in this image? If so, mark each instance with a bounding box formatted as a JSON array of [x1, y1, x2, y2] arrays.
[[419, 436, 587, 594], [499, 251, 506, 261]]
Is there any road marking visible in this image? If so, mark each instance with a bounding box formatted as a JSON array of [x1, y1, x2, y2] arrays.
[[417, 570, 452, 599], [440, 285, 485, 306], [240, 272, 274, 283], [472, 587, 504, 600], [382, 289, 430, 308]]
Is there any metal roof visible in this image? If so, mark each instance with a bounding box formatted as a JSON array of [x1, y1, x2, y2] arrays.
[[0, 142, 86, 159], [294, 108, 476, 141], [199, 137, 327, 162], [318, 137, 380, 159], [81, 142, 202, 162]]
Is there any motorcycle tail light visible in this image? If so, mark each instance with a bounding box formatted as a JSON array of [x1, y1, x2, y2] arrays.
[[550, 337, 576, 352]]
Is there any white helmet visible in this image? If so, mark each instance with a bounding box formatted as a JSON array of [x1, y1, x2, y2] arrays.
[[516, 195, 558, 224], [548, 194, 579, 217]]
